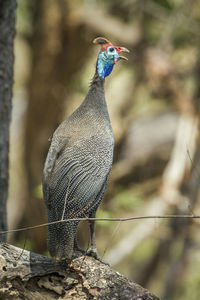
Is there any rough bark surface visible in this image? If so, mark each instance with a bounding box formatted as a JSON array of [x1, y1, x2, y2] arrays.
[[0, 243, 159, 300], [0, 0, 16, 241]]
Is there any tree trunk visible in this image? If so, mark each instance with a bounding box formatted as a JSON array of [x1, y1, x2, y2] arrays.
[[0, 243, 159, 300], [0, 0, 16, 241]]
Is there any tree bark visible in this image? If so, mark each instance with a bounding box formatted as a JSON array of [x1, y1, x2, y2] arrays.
[[0, 243, 159, 300], [0, 0, 16, 241]]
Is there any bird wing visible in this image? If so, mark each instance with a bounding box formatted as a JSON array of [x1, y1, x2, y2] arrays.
[[43, 134, 112, 220], [43, 137, 69, 204]]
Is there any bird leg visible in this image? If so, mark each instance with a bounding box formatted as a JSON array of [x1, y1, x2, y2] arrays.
[[73, 238, 86, 258], [87, 224, 100, 260], [89, 219, 97, 252], [86, 217, 109, 265], [86, 212, 103, 261]]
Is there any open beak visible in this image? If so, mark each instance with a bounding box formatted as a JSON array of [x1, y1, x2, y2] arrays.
[[115, 46, 130, 62], [119, 56, 128, 61], [118, 47, 130, 53]]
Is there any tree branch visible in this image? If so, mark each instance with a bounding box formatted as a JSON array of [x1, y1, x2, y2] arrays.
[[0, 243, 159, 299]]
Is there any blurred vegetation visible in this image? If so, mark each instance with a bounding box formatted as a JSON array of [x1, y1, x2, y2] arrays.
[[8, 0, 200, 299]]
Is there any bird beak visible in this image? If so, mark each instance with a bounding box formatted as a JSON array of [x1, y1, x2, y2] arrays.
[[119, 56, 128, 61], [114, 46, 130, 61], [118, 47, 130, 53]]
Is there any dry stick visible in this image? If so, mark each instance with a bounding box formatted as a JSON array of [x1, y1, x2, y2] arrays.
[[187, 148, 193, 165], [16, 235, 27, 261], [0, 215, 200, 236], [61, 176, 71, 220]]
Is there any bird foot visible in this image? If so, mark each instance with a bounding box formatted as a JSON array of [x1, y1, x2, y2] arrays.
[[73, 246, 86, 258], [86, 247, 109, 265]]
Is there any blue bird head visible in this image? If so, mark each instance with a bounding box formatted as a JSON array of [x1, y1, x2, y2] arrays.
[[93, 37, 129, 80]]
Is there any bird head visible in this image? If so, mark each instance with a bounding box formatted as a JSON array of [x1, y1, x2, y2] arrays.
[[93, 37, 129, 80]]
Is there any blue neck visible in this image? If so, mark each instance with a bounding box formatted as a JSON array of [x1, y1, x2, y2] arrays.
[[97, 51, 115, 79]]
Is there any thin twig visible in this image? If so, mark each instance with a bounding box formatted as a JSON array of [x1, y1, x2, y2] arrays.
[[61, 176, 71, 220], [16, 235, 27, 261], [1, 215, 200, 236], [102, 221, 122, 259], [187, 148, 193, 165]]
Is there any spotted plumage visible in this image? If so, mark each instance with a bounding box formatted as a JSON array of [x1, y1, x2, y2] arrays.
[[43, 37, 129, 260]]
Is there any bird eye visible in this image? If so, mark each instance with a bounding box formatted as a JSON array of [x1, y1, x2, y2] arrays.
[[109, 47, 115, 52]]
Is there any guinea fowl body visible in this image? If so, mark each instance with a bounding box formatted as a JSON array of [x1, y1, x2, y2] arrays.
[[43, 74, 114, 259], [43, 37, 129, 260]]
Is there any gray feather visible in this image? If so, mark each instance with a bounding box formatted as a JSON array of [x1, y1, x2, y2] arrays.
[[43, 70, 114, 259]]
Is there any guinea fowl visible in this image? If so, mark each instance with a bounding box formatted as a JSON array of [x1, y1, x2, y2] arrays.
[[43, 37, 129, 260]]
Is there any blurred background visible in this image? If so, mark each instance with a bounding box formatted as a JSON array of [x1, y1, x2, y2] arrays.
[[8, 0, 200, 299]]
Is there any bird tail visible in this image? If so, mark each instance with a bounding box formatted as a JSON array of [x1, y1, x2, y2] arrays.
[[47, 220, 78, 260]]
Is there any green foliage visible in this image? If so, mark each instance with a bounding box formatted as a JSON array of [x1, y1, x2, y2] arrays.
[[116, 190, 143, 210], [145, 20, 164, 43], [96, 210, 113, 227], [132, 236, 158, 262], [16, 238, 34, 252], [152, 0, 173, 10], [16, 0, 35, 35], [34, 184, 43, 199], [172, 255, 200, 300]]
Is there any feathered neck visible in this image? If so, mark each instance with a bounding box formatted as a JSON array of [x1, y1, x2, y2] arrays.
[[90, 64, 105, 89], [80, 64, 107, 114]]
